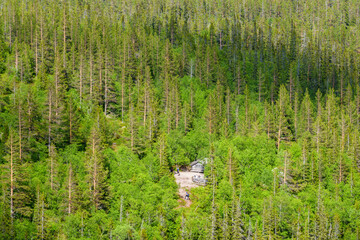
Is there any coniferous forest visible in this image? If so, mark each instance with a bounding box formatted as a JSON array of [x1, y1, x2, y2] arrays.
[[1, 0, 360, 239]]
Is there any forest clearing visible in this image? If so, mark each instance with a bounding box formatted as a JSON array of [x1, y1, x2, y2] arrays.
[[174, 172, 205, 208]]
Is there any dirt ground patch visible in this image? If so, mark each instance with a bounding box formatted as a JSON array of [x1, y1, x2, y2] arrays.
[[174, 171, 204, 208]]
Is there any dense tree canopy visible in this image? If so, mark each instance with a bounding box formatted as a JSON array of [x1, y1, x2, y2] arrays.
[[0, 0, 360, 239]]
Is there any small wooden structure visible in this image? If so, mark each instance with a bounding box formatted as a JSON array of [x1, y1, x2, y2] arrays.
[[190, 160, 205, 173]]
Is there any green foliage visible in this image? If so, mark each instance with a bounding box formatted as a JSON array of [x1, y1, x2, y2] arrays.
[[0, 0, 359, 238]]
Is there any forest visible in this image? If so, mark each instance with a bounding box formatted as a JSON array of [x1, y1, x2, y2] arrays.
[[0, 0, 360, 239]]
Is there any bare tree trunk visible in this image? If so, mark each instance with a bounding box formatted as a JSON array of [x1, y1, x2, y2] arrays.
[[228, 149, 232, 185], [176, 88, 179, 128], [27, 92, 32, 139], [206, 53, 210, 88], [209, 104, 212, 135], [50, 146, 55, 191], [79, 53, 83, 102], [340, 74, 343, 105], [184, 105, 187, 133], [104, 54, 108, 116], [277, 116, 282, 151], [35, 26, 38, 75], [283, 152, 287, 185], [15, 40, 18, 71], [41, 199, 44, 240], [167, 111, 171, 134], [68, 164, 72, 214], [55, 64, 60, 125], [316, 119, 320, 154], [294, 95, 298, 140], [143, 74, 148, 127], [121, 37, 126, 120], [130, 105, 134, 151], [18, 101, 22, 162], [289, 72, 293, 103], [10, 133, 14, 227], [9, 16, 12, 49], [190, 84, 194, 113], [264, 104, 269, 138], [54, 20, 57, 65], [63, 3, 66, 69], [40, 13, 44, 66], [92, 137, 97, 208], [144, 93, 148, 129], [357, 86, 360, 127], [69, 102, 72, 143], [237, 67, 241, 95], [339, 113, 345, 182], [48, 90, 52, 156], [89, 41, 93, 98], [226, 88, 230, 125], [235, 106, 239, 134], [99, 45, 103, 104], [119, 195, 123, 222]]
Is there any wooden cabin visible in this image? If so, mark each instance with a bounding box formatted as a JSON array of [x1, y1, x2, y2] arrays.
[[190, 160, 205, 173]]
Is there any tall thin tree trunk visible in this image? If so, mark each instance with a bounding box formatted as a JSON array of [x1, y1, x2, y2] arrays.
[[18, 101, 22, 162], [79, 53, 83, 102], [69, 102, 72, 143], [237, 67, 241, 95], [227, 89, 230, 125], [68, 164, 72, 214], [89, 41, 93, 98], [50, 146, 56, 190], [92, 137, 97, 208], [48, 91, 52, 154], [27, 92, 32, 139], [277, 117, 282, 151], [104, 57, 108, 116], [283, 152, 287, 185], [176, 88, 179, 128], [228, 149, 232, 185], [10, 133, 14, 227], [130, 105, 134, 151], [121, 37, 126, 120], [35, 27, 38, 74], [119, 195, 123, 222], [41, 199, 44, 240], [235, 105, 239, 134], [143, 80, 147, 128], [63, 4, 66, 69], [15, 40, 18, 71], [184, 104, 187, 133], [55, 64, 59, 125], [190, 84, 194, 113]]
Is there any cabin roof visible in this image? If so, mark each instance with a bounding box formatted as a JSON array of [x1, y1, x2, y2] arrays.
[[190, 158, 208, 166], [190, 160, 200, 166]]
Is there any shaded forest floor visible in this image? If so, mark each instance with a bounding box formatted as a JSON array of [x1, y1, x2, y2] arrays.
[[174, 171, 204, 208]]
